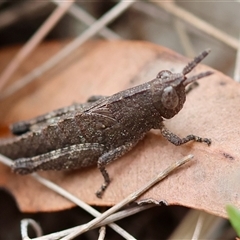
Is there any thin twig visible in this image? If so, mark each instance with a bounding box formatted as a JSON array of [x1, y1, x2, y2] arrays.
[[0, 0, 134, 100], [62, 154, 194, 240], [233, 33, 240, 82], [0, 153, 13, 167], [98, 227, 106, 240], [174, 20, 195, 58], [33, 174, 136, 240], [0, 153, 193, 239], [98, 205, 155, 226], [21, 219, 43, 239], [0, 1, 75, 91], [161, 1, 195, 57], [0, 154, 136, 240], [154, 2, 239, 50], [0, 1, 49, 30], [29, 205, 153, 240], [191, 212, 204, 240], [51, 0, 121, 40]]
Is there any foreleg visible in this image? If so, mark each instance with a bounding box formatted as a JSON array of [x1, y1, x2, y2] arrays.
[[159, 122, 211, 146]]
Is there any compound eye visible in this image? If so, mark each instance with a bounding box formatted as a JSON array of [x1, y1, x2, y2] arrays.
[[157, 70, 171, 80], [161, 86, 179, 109]]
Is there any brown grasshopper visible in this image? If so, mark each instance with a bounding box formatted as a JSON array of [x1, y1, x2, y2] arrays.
[[0, 50, 213, 198]]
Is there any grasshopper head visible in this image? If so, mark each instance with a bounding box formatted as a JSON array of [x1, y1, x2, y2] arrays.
[[151, 49, 213, 119]]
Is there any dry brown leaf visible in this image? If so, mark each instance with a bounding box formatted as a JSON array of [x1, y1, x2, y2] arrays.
[[0, 41, 239, 218]]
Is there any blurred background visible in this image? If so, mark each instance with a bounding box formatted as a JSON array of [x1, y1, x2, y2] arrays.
[[0, 1, 239, 239]]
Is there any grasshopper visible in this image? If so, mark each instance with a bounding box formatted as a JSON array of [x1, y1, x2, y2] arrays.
[[0, 50, 212, 198]]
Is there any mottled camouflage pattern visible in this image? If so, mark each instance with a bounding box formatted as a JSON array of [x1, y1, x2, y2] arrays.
[[0, 50, 212, 197]]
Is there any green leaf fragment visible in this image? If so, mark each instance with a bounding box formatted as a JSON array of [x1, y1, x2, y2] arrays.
[[226, 204, 240, 237]]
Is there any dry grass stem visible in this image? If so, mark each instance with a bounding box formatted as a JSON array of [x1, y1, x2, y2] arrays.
[[233, 33, 240, 82], [0, 154, 135, 240], [51, 0, 121, 40], [174, 20, 195, 58], [98, 226, 106, 240], [0, 1, 48, 30], [155, 2, 239, 50], [29, 205, 154, 240], [33, 173, 136, 240], [21, 219, 43, 239], [165, 1, 195, 57], [191, 213, 204, 240], [0, 1, 75, 91], [0, 153, 13, 167], [0, 152, 193, 240], [0, 1, 133, 100], [62, 154, 193, 239]]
